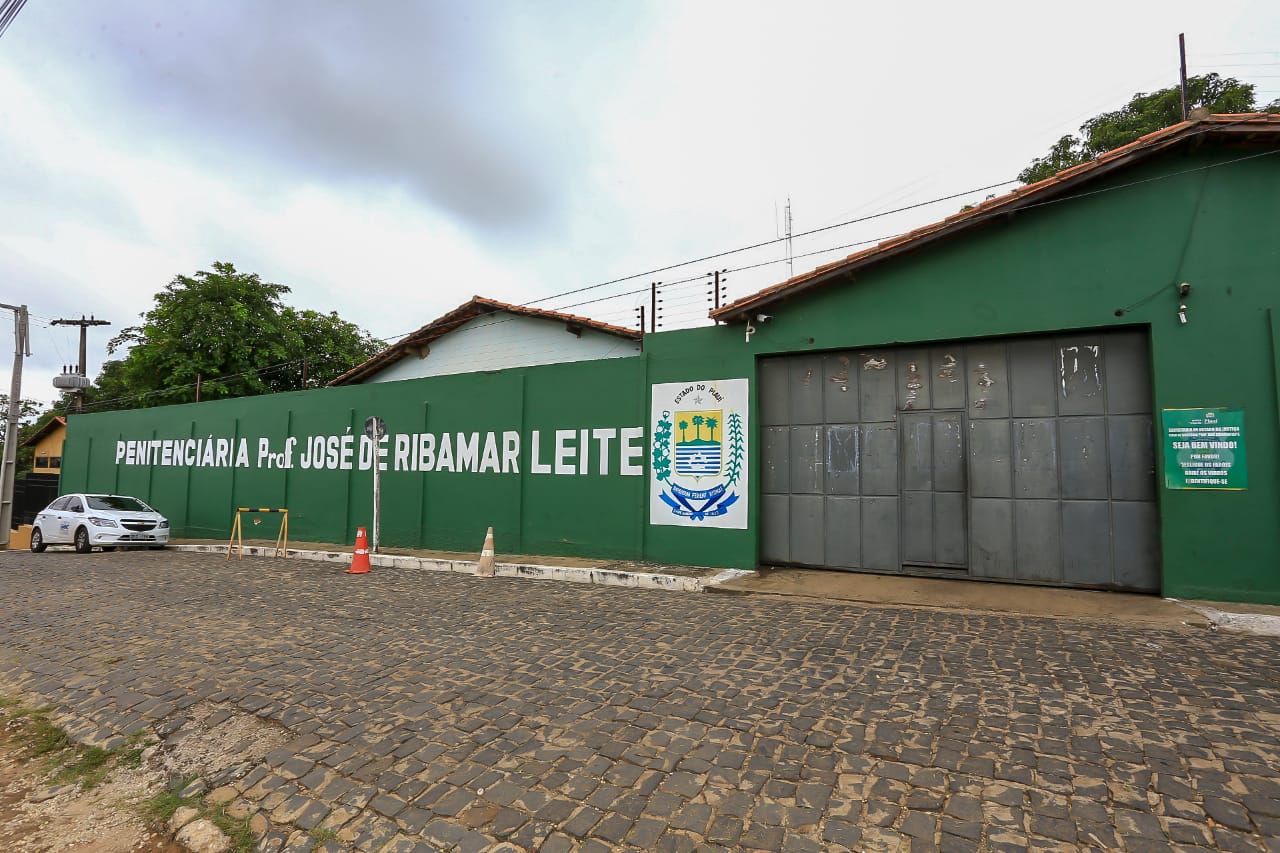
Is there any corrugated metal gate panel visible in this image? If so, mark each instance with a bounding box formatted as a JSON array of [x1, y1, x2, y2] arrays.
[[759, 329, 1160, 591]]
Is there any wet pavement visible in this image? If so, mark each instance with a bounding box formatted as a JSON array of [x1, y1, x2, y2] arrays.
[[1, 549, 1279, 852]]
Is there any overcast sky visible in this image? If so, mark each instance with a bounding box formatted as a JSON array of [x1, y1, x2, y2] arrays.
[[2, 0, 1278, 409]]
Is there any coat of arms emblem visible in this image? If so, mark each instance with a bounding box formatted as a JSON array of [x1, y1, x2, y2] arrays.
[[649, 379, 749, 528]]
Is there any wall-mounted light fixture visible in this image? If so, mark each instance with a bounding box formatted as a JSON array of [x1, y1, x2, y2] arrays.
[[1177, 282, 1191, 324]]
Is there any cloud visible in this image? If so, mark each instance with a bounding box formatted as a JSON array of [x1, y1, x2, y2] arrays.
[[18, 1, 598, 236]]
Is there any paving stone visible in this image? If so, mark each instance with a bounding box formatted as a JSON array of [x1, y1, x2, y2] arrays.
[[6, 551, 1280, 853], [740, 822, 785, 851], [822, 819, 862, 848], [562, 805, 604, 838], [670, 801, 713, 833], [902, 809, 938, 840], [423, 819, 465, 848], [1204, 795, 1256, 832]]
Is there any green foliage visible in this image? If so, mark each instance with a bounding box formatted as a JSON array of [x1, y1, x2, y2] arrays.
[[1019, 74, 1280, 184], [0, 396, 47, 471], [140, 786, 196, 825], [29, 719, 68, 755], [726, 412, 744, 486], [652, 412, 672, 481], [0, 698, 153, 797], [144, 781, 255, 852], [55, 745, 113, 789], [97, 262, 383, 410], [205, 802, 256, 852]]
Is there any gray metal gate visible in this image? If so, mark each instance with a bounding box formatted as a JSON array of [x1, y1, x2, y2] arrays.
[[759, 330, 1160, 591]]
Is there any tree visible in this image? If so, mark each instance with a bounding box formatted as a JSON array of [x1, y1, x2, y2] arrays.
[[0, 396, 48, 472], [1018, 74, 1280, 184], [705, 416, 718, 441], [0, 395, 42, 445], [692, 414, 705, 440], [98, 262, 383, 410], [279, 307, 385, 391]]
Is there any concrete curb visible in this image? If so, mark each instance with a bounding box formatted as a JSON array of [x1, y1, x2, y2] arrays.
[[171, 544, 755, 593], [1166, 598, 1280, 637]]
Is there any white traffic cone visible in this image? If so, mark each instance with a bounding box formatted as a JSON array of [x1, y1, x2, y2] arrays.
[[476, 526, 496, 578]]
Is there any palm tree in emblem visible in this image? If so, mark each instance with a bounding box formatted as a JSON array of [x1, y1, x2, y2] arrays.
[[705, 416, 718, 442], [692, 415, 705, 440], [678, 419, 689, 442]]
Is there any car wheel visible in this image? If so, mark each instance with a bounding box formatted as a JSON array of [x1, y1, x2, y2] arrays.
[[74, 527, 92, 554], [30, 527, 46, 553]]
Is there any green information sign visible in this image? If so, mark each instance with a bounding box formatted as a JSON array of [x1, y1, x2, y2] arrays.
[[1161, 407, 1247, 490]]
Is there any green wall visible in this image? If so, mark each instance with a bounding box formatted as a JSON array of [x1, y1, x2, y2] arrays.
[[63, 359, 654, 560], [668, 143, 1278, 603], [60, 140, 1280, 601]]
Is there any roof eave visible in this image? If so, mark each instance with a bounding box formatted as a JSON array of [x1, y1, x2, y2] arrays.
[[710, 114, 1280, 322]]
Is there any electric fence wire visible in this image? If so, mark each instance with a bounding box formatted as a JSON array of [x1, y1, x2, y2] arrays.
[[69, 117, 1280, 412], [0, 0, 28, 39]]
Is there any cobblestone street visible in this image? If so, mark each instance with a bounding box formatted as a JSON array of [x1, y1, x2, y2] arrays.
[[2, 550, 1278, 852]]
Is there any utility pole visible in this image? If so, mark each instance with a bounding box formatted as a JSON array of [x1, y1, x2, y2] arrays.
[[51, 315, 110, 413], [1178, 33, 1189, 121], [0, 303, 31, 546]]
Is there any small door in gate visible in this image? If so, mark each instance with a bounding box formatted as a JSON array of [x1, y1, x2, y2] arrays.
[[899, 410, 967, 569]]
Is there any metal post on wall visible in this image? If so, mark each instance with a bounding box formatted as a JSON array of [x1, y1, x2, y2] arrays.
[[1178, 33, 1189, 121], [0, 303, 31, 546], [365, 415, 386, 553]]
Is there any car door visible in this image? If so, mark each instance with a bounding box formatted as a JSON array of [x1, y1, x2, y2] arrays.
[[37, 496, 70, 543], [61, 496, 86, 541]]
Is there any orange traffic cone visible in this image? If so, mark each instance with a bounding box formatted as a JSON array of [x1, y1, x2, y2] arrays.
[[476, 526, 496, 577], [346, 527, 372, 574]]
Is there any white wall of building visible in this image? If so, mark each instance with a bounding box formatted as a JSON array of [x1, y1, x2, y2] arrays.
[[369, 314, 640, 382]]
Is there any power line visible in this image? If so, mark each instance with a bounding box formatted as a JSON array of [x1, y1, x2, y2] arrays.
[[373, 124, 1277, 346], [0, 0, 28, 40], [81, 117, 1279, 408], [519, 179, 1019, 308], [371, 176, 1022, 343]]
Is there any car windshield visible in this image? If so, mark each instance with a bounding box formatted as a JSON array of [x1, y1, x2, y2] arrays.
[[86, 495, 153, 512]]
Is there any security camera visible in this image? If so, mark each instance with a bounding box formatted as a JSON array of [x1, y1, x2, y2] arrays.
[[756, 313, 773, 323], [1178, 283, 1192, 297]]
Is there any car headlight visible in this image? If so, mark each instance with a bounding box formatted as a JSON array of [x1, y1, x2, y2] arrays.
[[160, 520, 169, 529], [87, 517, 119, 528]]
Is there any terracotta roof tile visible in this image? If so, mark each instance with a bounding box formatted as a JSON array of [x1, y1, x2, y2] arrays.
[[20, 416, 67, 448], [330, 296, 640, 385], [712, 114, 1280, 321]]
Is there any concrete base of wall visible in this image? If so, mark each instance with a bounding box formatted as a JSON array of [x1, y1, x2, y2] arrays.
[[173, 543, 753, 593]]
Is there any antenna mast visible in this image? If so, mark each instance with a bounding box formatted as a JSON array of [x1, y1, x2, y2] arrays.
[[785, 197, 795, 278]]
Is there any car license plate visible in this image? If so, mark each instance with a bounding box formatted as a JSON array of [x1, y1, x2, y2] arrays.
[[122, 534, 155, 541]]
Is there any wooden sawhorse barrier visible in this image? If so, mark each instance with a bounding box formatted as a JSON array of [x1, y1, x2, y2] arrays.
[[227, 507, 289, 559]]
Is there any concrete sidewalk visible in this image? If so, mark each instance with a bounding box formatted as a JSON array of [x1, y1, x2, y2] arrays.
[[709, 568, 1280, 634], [173, 538, 1280, 634]]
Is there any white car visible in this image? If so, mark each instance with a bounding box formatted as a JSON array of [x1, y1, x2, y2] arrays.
[[31, 493, 170, 553]]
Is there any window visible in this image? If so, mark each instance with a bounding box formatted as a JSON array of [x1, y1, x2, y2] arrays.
[[49, 457, 61, 468], [66, 499, 84, 513], [87, 495, 151, 512], [34, 457, 49, 469], [47, 497, 69, 511]]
